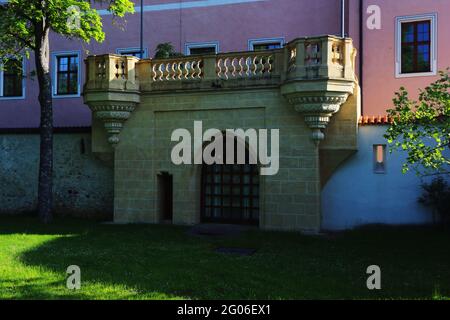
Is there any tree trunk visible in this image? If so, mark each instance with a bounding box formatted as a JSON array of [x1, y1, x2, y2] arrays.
[[35, 26, 53, 223]]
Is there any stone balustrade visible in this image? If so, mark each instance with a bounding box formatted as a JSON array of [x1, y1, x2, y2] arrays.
[[84, 35, 357, 145]]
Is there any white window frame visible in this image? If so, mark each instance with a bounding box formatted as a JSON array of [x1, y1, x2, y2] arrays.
[[395, 13, 438, 78], [51, 51, 81, 98], [185, 41, 219, 56], [248, 37, 285, 51], [116, 47, 148, 58], [0, 55, 26, 100]]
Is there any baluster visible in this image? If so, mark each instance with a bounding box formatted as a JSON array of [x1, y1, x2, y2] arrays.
[[267, 55, 273, 74], [171, 63, 176, 80], [158, 63, 163, 81], [217, 58, 223, 79], [152, 64, 156, 81], [252, 56, 258, 77], [245, 57, 251, 77], [224, 58, 230, 80], [191, 61, 197, 79], [238, 58, 244, 78], [230, 58, 236, 78], [184, 61, 190, 79], [177, 62, 183, 80], [196, 60, 202, 79]]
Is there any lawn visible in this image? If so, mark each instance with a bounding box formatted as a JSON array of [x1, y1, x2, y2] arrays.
[[0, 216, 449, 300]]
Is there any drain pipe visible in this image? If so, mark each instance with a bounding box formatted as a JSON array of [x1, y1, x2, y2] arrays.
[[140, 0, 144, 58], [341, 0, 346, 38], [359, 0, 364, 115]]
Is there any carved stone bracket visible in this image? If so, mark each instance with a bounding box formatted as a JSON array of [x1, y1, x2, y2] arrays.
[[284, 92, 349, 144], [281, 75, 355, 145], [90, 103, 137, 146]]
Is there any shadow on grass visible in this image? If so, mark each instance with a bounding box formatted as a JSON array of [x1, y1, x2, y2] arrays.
[[1, 216, 450, 299]]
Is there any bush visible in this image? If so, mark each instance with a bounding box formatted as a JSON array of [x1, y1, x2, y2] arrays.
[[418, 176, 450, 225], [154, 42, 183, 59]]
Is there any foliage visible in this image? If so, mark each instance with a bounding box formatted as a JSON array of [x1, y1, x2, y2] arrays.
[[418, 177, 450, 225], [384, 70, 450, 175], [0, 0, 134, 59], [154, 42, 183, 59]]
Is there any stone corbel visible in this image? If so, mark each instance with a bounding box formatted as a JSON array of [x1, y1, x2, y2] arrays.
[[89, 102, 137, 146], [281, 76, 355, 145], [84, 87, 140, 148], [287, 92, 349, 143]]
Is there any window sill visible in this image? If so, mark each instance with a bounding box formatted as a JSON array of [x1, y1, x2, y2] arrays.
[[0, 96, 25, 101], [52, 93, 81, 99], [395, 71, 437, 79]]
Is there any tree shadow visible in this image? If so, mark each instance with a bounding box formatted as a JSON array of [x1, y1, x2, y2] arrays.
[[3, 217, 450, 300], [15, 221, 289, 299], [0, 215, 104, 235]]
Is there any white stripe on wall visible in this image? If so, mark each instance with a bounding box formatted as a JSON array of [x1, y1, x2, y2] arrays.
[[97, 0, 268, 15]]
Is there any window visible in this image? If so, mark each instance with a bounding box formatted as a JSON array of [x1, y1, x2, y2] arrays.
[[248, 38, 284, 51], [373, 145, 386, 174], [185, 42, 219, 56], [188, 47, 216, 55], [401, 21, 431, 73], [0, 58, 24, 98], [52, 52, 80, 97], [201, 135, 259, 225], [116, 47, 148, 58], [396, 14, 437, 77]]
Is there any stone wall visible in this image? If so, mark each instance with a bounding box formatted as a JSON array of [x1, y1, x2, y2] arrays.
[[113, 89, 323, 232], [0, 132, 114, 219], [84, 36, 359, 232]]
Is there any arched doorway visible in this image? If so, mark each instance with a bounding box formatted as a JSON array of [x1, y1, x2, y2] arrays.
[[200, 134, 259, 225]]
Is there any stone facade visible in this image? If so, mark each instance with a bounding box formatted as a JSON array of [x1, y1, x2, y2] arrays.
[[84, 35, 360, 232], [0, 132, 114, 219]]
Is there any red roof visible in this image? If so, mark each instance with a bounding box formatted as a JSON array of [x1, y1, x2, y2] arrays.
[[358, 115, 392, 126]]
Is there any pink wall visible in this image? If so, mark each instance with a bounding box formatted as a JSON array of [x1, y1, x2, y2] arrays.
[[358, 0, 450, 116], [0, 0, 449, 127], [0, 0, 342, 128]]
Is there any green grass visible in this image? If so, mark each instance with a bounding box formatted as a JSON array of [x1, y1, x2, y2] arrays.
[[0, 216, 449, 300]]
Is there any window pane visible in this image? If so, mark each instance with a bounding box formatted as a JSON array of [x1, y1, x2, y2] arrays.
[[3, 59, 23, 97], [417, 21, 430, 42], [58, 57, 68, 71], [253, 42, 282, 51], [189, 47, 216, 55], [373, 145, 386, 174], [401, 23, 414, 42], [119, 51, 142, 57], [401, 45, 414, 73], [69, 57, 78, 71], [57, 73, 68, 94], [69, 72, 78, 94], [417, 44, 431, 72]]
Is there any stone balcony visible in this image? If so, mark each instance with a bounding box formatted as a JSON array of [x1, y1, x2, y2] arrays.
[[83, 35, 360, 231], [83, 35, 357, 147]]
